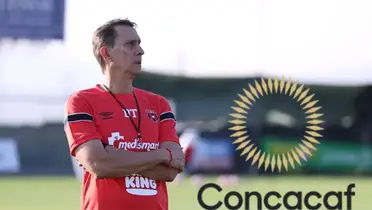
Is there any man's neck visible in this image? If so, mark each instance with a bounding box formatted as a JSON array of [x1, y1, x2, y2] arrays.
[[103, 74, 133, 94]]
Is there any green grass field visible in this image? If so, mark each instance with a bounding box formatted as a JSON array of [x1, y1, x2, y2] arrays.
[[0, 176, 370, 210]]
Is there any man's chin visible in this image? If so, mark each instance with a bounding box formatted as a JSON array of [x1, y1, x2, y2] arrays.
[[127, 67, 141, 78], [133, 67, 142, 74]]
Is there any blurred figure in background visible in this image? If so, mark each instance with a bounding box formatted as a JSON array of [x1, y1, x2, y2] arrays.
[[175, 128, 204, 185], [175, 127, 239, 187]]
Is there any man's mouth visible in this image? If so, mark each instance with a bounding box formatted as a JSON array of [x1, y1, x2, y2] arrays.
[[134, 61, 141, 64]]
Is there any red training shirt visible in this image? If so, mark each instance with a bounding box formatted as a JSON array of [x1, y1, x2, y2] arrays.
[[64, 85, 179, 210], [185, 145, 194, 165]]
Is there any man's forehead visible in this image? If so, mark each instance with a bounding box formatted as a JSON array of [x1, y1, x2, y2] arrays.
[[114, 25, 140, 41]]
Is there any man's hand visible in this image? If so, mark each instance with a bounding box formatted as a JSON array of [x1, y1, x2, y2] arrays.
[[170, 158, 184, 172], [138, 142, 185, 182], [168, 147, 185, 171], [160, 142, 185, 171]]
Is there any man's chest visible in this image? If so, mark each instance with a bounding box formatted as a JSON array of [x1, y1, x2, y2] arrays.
[[92, 102, 161, 151]]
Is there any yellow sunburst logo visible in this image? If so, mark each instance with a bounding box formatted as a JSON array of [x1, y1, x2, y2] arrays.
[[229, 77, 324, 172]]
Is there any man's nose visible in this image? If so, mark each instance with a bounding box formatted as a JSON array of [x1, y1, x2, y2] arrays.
[[136, 46, 144, 56]]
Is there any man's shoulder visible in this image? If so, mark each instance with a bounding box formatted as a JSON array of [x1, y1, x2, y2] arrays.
[[66, 87, 102, 102], [135, 88, 166, 101]]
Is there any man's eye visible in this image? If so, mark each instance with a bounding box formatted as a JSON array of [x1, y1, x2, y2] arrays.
[[126, 42, 136, 47]]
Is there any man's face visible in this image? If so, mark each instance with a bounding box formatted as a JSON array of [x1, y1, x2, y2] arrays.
[[107, 25, 144, 75]]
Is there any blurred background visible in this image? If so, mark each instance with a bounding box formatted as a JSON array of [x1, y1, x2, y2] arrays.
[[1, 0, 372, 209]]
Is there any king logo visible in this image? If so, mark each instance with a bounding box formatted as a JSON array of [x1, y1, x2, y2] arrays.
[[125, 174, 158, 196]]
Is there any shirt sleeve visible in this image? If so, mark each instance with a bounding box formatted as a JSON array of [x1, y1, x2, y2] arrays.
[[64, 92, 103, 157], [158, 96, 179, 144]]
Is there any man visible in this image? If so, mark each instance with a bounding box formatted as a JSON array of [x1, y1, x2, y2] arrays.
[[64, 18, 185, 210]]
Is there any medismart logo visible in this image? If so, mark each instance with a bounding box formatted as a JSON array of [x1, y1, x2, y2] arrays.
[[228, 77, 324, 171], [196, 77, 357, 210]]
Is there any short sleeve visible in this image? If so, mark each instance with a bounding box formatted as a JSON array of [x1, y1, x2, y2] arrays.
[[158, 96, 179, 144], [64, 92, 103, 156]]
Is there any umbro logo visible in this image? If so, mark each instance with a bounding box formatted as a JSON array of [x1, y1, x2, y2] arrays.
[[99, 112, 113, 120]]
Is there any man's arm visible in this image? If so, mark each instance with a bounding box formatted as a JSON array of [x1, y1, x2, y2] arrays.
[[75, 140, 170, 178], [139, 96, 184, 182], [139, 164, 178, 182], [140, 141, 183, 182]]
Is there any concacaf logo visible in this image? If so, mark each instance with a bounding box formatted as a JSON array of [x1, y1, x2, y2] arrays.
[[228, 77, 324, 172]]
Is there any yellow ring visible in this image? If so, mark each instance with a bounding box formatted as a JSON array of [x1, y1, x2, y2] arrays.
[[228, 77, 325, 172]]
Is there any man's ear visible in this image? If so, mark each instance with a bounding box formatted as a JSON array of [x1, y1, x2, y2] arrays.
[[99, 46, 108, 59]]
